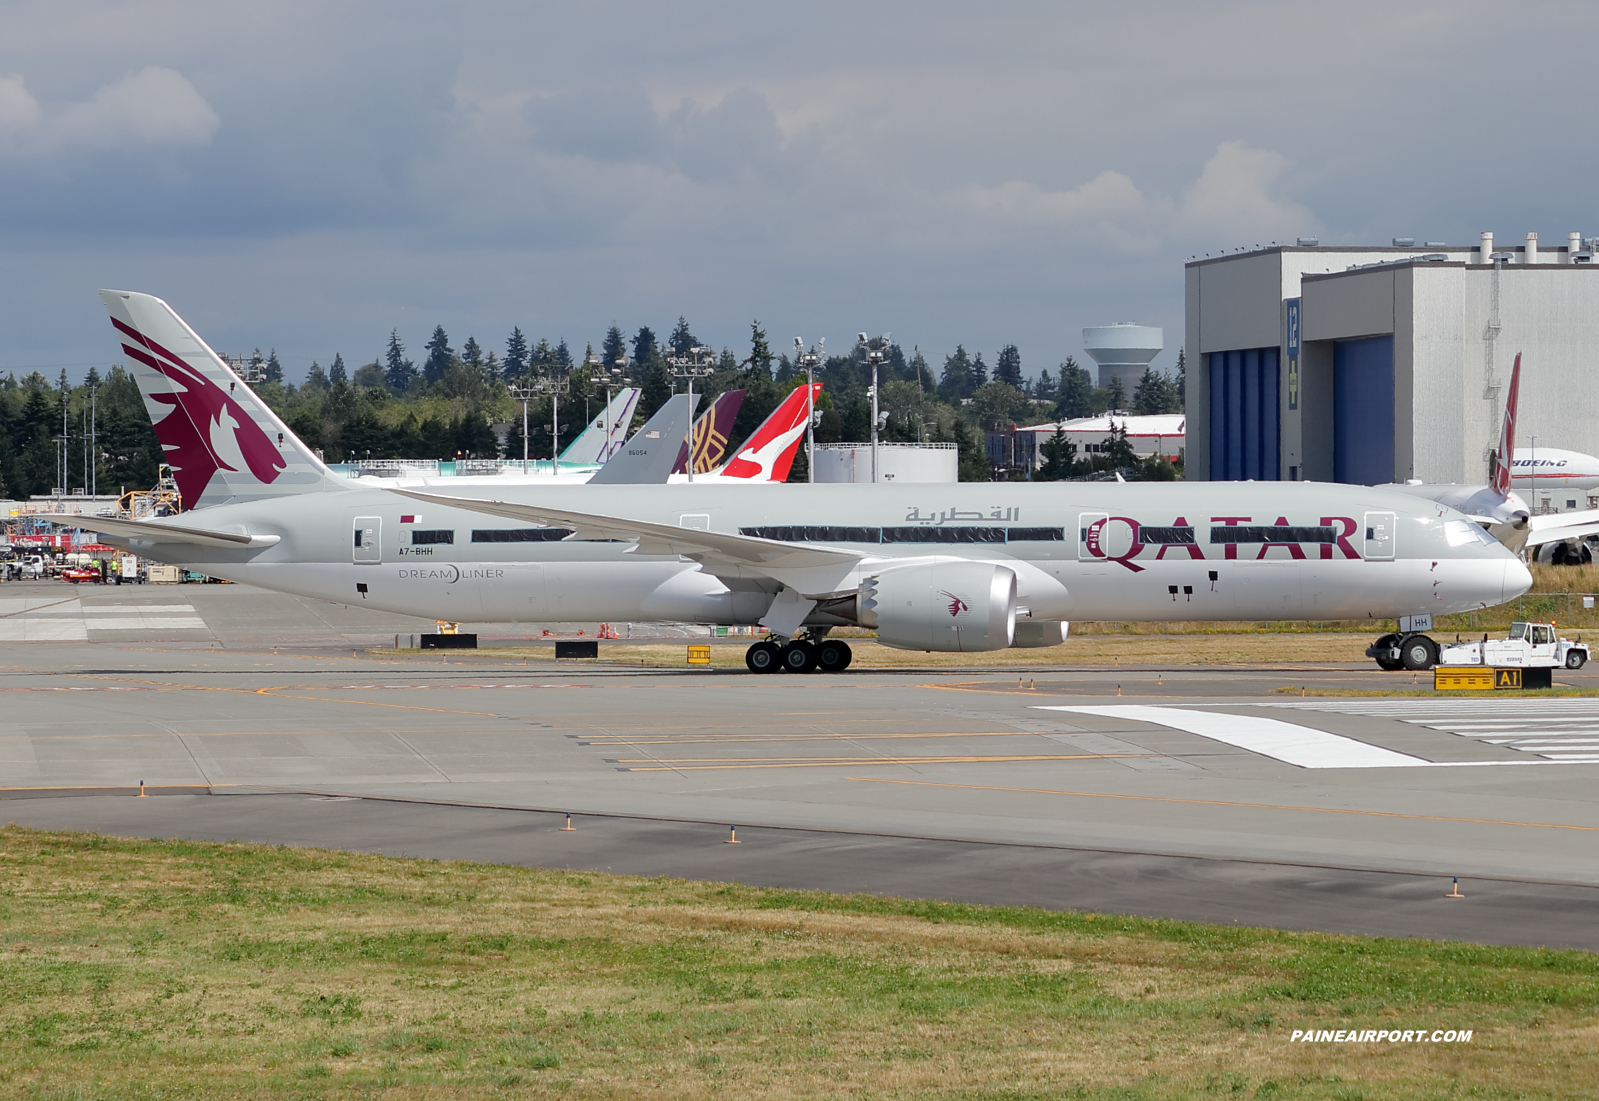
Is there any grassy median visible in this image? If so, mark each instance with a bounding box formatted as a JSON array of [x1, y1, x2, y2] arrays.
[[1, 826, 1596, 1099]]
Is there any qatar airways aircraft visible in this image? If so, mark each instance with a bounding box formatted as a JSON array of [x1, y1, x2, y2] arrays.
[[64, 290, 1531, 674]]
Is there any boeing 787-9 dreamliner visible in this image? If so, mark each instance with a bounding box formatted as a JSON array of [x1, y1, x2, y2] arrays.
[[62, 290, 1532, 673]]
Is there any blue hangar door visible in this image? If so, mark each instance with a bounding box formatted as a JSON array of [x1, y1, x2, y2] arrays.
[[1208, 347, 1280, 480], [1332, 336, 1394, 485]]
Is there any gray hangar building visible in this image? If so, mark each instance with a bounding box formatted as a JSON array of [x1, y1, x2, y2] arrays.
[[1185, 233, 1599, 485]]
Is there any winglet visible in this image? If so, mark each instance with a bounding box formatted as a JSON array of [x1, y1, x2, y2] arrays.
[[1491, 353, 1521, 497]]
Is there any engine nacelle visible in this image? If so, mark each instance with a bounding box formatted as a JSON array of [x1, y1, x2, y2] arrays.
[[858, 560, 1016, 651], [1012, 619, 1068, 648]]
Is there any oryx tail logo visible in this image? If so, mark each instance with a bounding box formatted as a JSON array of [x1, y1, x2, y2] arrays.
[[111, 316, 286, 505], [939, 590, 970, 617]]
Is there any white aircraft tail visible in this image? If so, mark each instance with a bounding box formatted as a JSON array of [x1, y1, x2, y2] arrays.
[[559, 387, 641, 465], [101, 290, 336, 509]]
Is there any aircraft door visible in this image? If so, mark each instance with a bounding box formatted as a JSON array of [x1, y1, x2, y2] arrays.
[[1078, 513, 1108, 561], [1363, 511, 1395, 560], [353, 516, 382, 564]]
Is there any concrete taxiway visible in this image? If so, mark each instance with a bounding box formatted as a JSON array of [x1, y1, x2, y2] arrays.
[[3, 581, 1598, 949]]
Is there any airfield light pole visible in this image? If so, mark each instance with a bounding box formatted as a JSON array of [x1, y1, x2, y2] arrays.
[[507, 380, 536, 472], [586, 351, 627, 463], [860, 332, 890, 484], [795, 338, 823, 483], [668, 345, 715, 483]]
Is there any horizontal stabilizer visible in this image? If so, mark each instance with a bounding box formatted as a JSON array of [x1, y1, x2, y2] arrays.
[[37, 514, 280, 549]]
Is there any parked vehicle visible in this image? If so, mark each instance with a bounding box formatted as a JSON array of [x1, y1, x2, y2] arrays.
[[1437, 622, 1589, 670]]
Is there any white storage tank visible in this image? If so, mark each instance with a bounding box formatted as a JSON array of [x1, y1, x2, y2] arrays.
[[1083, 323, 1164, 391], [813, 443, 958, 483]]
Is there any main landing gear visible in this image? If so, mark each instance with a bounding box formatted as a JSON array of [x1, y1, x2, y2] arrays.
[[745, 636, 853, 674], [1366, 632, 1438, 671]]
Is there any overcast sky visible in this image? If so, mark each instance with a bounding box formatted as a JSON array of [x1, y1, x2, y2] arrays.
[[3, 1, 1593, 385]]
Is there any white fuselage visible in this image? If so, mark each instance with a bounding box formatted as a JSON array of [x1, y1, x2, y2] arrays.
[[110, 481, 1530, 630], [1513, 447, 1599, 496]]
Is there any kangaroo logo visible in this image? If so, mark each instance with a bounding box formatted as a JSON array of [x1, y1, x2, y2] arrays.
[[111, 317, 286, 505], [939, 590, 970, 617]]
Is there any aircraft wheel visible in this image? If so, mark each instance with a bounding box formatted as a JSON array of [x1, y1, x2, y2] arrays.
[[816, 639, 853, 672], [1400, 634, 1438, 671], [745, 641, 782, 674], [781, 640, 818, 674], [1567, 650, 1588, 670]]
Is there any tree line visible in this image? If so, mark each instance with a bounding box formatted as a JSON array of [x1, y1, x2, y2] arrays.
[[0, 321, 1186, 499]]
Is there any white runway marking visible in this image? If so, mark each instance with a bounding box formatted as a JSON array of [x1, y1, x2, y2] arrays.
[[1268, 700, 1599, 763], [80, 603, 208, 631], [1037, 705, 1435, 768]]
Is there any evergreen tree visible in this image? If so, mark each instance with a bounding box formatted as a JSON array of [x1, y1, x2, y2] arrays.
[[555, 339, 572, 370], [1034, 366, 1057, 403], [1132, 367, 1177, 415], [602, 324, 626, 371], [631, 326, 658, 367], [330, 353, 348, 385], [995, 343, 1022, 387], [1101, 420, 1138, 471], [531, 338, 554, 373], [1175, 347, 1186, 405], [971, 351, 989, 388], [888, 343, 907, 379], [746, 320, 773, 377], [939, 345, 974, 401], [384, 331, 415, 391], [305, 361, 330, 390], [423, 325, 454, 386], [503, 327, 529, 380], [908, 347, 932, 392], [264, 349, 283, 384], [1053, 356, 1093, 419], [1107, 376, 1127, 412], [669, 316, 698, 358], [1036, 426, 1077, 481], [462, 336, 483, 369]]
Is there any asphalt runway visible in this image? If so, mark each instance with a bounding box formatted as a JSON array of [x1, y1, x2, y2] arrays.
[[4, 580, 1599, 949]]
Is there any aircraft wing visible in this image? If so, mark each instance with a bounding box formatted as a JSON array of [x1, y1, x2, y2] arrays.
[[1525, 509, 1599, 548], [390, 489, 865, 595], [36, 514, 281, 549]]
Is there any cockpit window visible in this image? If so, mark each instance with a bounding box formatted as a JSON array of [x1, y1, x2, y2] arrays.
[[1444, 519, 1496, 547]]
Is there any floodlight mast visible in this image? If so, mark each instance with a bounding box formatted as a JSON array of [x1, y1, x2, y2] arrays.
[[860, 332, 890, 483], [795, 337, 823, 483], [668, 345, 716, 482], [585, 351, 627, 463], [509, 366, 569, 472]]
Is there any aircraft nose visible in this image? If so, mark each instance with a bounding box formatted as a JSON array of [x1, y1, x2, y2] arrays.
[[1504, 555, 1533, 603]]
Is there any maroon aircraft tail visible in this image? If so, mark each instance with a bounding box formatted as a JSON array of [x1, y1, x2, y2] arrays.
[[672, 389, 746, 474]]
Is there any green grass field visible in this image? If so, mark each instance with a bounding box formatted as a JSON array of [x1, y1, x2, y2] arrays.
[[1, 826, 1596, 1099]]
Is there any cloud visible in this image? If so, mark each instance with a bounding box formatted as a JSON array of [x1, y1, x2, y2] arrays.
[[945, 141, 1316, 253], [526, 83, 787, 180], [1176, 140, 1311, 242], [0, 67, 218, 158]]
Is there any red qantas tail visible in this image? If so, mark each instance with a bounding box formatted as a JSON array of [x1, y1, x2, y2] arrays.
[[1491, 353, 1521, 498], [718, 382, 822, 481]]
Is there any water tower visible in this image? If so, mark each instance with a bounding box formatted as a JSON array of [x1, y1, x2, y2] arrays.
[[1082, 323, 1163, 395]]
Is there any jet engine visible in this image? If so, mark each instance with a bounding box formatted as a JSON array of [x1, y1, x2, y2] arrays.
[[858, 560, 1016, 651]]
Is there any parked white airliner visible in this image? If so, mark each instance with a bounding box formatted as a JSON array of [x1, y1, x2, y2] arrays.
[[63, 290, 1531, 674]]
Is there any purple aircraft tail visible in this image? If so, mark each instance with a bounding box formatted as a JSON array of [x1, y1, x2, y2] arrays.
[[672, 389, 746, 474]]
